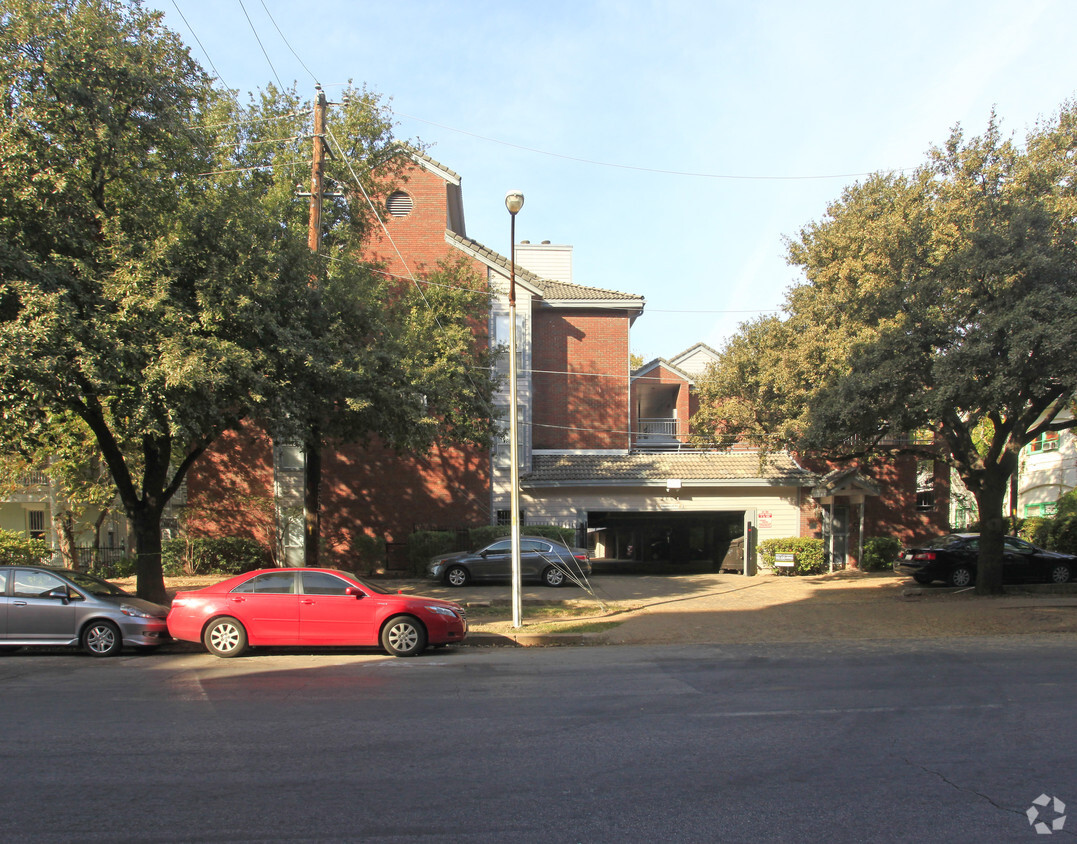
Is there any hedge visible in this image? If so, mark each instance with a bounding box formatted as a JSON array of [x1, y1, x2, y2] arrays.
[[0, 529, 50, 566], [162, 537, 271, 576], [758, 537, 825, 575], [861, 536, 902, 571]]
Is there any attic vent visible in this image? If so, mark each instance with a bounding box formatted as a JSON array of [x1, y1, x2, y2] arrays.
[[386, 191, 413, 217]]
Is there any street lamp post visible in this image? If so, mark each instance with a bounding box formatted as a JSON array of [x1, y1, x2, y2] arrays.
[[505, 190, 524, 629]]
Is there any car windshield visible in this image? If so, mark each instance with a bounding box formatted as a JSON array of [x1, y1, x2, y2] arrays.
[[64, 571, 128, 597]]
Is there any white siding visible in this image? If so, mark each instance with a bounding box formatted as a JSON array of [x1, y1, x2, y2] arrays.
[[520, 485, 804, 543], [514, 243, 573, 285]]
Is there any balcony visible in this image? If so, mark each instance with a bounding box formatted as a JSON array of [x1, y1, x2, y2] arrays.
[[634, 417, 687, 451]]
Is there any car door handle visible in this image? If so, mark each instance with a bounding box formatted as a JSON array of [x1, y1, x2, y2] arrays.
[[12, 601, 27, 606], [228, 597, 246, 603], [300, 599, 315, 605]]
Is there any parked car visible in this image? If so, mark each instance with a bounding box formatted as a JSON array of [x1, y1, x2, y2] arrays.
[[427, 535, 591, 587], [0, 564, 170, 656], [895, 533, 1077, 587], [167, 568, 467, 658]]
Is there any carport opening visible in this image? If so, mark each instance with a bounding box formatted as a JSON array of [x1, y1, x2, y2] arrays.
[[585, 511, 745, 570]]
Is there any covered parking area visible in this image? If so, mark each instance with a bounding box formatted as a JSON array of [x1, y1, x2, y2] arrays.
[[586, 509, 744, 568], [521, 452, 820, 576]]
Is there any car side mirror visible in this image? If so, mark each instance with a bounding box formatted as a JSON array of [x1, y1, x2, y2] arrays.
[[47, 587, 70, 604], [345, 587, 365, 599]]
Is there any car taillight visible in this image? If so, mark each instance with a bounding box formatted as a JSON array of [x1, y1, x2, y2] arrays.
[[912, 552, 936, 561], [573, 554, 588, 562]]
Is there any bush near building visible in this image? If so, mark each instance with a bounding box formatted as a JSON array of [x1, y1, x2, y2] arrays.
[[0, 529, 50, 566], [862, 537, 903, 571], [162, 537, 270, 576], [758, 537, 825, 575]]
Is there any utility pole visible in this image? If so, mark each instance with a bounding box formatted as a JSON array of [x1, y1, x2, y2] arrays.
[[303, 85, 328, 567]]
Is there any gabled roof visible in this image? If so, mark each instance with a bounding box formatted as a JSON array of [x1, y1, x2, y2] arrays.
[[811, 468, 881, 498], [669, 342, 721, 372], [404, 147, 461, 186], [446, 231, 644, 306], [525, 452, 818, 488], [631, 358, 694, 383]]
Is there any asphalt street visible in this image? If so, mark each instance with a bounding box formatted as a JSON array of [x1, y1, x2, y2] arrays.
[[1, 636, 1074, 843]]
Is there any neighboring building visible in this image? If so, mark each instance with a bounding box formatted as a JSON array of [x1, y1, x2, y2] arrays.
[[181, 149, 952, 570]]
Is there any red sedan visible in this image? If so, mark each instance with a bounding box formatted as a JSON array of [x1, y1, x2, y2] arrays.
[[166, 568, 467, 658]]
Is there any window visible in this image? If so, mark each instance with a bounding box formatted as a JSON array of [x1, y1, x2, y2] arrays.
[[231, 572, 296, 594], [1027, 431, 1060, 453], [13, 569, 66, 599], [27, 510, 45, 539], [1024, 502, 1059, 518], [301, 572, 354, 596], [495, 512, 525, 528], [915, 460, 935, 511], [276, 444, 305, 471]]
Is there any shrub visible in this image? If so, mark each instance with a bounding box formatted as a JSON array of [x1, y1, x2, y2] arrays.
[[758, 537, 825, 575], [0, 529, 50, 565], [348, 534, 385, 576], [1018, 517, 1050, 547], [407, 530, 457, 570], [163, 537, 270, 575], [861, 536, 902, 571], [1048, 515, 1077, 556]]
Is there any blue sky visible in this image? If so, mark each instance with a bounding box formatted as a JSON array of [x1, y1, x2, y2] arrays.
[[156, 0, 1077, 363]]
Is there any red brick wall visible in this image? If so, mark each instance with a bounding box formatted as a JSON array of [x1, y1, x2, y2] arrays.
[[798, 454, 951, 546], [184, 425, 277, 552], [320, 440, 489, 557], [532, 309, 631, 449]]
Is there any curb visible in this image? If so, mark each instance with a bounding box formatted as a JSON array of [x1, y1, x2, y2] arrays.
[[463, 631, 598, 648]]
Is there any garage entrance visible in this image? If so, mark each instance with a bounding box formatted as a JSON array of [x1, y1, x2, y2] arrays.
[[586, 510, 745, 569]]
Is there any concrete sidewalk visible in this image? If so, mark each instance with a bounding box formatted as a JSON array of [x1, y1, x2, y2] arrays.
[[408, 568, 1077, 647]]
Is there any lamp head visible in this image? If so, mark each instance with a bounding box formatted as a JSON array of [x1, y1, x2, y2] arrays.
[[505, 190, 525, 215]]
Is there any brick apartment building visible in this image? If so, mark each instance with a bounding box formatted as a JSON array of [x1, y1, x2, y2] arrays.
[[181, 149, 949, 572]]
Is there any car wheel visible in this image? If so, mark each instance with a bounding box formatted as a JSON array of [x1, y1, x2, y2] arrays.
[[203, 616, 248, 658], [949, 566, 974, 588], [542, 566, 567, 587], [445, 565, 471, 587], [82, 620, 122, 657], [381, 615, 427, 657], [912, 574, 932, 585], [1048, 564, 1072, 584]]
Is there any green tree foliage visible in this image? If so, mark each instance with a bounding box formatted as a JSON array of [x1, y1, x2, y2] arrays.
[[0, 1, 497, 600], [0, 412, 118, 569], [694, 104, 1077, 594]]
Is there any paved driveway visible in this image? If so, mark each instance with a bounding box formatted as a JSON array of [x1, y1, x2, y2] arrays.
[[410, 568, 1077, 645]]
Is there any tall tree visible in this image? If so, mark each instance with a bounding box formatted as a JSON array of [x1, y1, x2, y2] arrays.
[[694, 105, 1077, 594], [0, 1, 498, 600]]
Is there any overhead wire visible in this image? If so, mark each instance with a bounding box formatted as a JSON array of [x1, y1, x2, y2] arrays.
[[237, 0, 285, 91]]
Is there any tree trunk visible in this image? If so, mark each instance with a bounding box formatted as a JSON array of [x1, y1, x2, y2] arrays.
[[55, 513, 79, 571], [975, 471, 1008, 595], [130, 508, 168, 604]]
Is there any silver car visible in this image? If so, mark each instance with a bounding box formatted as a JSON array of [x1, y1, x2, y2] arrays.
[[427, 536, 592, 587], [0, 565, 170, 656]]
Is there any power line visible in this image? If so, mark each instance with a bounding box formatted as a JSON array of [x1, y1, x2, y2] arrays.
[[258, 0, 320, 86], [237, 0, 284, 91], [390, 109, 910, 182]]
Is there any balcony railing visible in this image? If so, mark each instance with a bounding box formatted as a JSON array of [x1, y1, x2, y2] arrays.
[[634, 417, 684, 450]]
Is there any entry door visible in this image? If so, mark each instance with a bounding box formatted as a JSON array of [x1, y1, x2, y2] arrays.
[[830, 506, 850, 569]]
